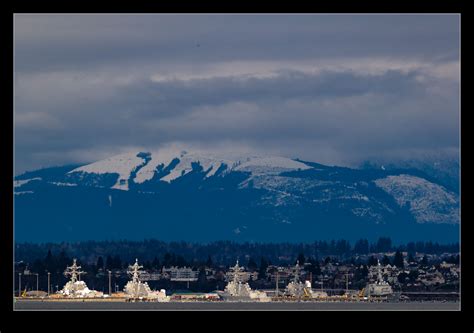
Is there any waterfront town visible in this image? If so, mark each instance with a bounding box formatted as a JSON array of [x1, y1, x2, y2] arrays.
[[14, 240, 459, 303]]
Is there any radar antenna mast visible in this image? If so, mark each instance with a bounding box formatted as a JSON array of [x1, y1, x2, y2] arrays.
[[229, 260, 244, 284], [377, 259, 384, 284], [127, 258, 145, 298], [64, 259, 85, 283], [128, 258, 144, 284], [293, 260, 301, 283]]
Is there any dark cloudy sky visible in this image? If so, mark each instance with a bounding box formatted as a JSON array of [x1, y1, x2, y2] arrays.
[[14, 14, 460, 174]]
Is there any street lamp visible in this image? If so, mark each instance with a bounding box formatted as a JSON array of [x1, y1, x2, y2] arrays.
[[108, 270, 112, 296], [275, 269, 281, 297], [18, 273, 22, 297], [35, 273, 39, 294], [275, 271, 279, 297], [47, 272, 51, 296]]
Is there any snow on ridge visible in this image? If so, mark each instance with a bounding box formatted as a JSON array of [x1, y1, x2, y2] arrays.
[[159, 153, 311, 182], [134, 150, 178, 184], [374, 174, 459, 224], [14, 177, 42, 188], [158, 152, 235, 183], [234, 156, 311, 175], [204, 162, 222, 178], [68, 149, 314, 187], [69, 152, 146, 190], [188, 153, 236, 179]]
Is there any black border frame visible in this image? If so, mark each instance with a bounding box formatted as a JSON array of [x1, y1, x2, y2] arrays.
[[1, 1, 470, 330]]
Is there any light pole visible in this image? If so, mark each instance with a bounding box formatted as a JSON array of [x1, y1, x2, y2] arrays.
[[108, 270, 112, 296], [47, 272, 51, 296], [18, 273, 22, 297], [35, 273, 39, 294], [275, 271, 279, 297]]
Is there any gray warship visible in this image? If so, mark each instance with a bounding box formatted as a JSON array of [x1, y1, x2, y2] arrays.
[[59, 259, 103, 298], [362, 260, 394, 298], [218, 260, 269, 302], [124, 259, 169, 302], [284, 261, 327, 299]]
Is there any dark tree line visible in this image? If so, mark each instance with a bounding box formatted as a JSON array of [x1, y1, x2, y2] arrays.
[[15, 238, 459, 268]]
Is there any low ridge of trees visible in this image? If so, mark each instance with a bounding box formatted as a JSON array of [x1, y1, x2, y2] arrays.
[[15, 238, 459, 269]]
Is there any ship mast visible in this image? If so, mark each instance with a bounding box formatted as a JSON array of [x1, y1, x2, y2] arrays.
[[127, 258, 144, 298], [229, 260, 244, 284], [64, 259, 85, 283], [128, 258, 143, 284], [293, 260, 301, 283], [377, 259, 383, 284]]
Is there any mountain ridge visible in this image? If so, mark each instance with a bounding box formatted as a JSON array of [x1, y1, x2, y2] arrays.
[[14, 149, 460, 243]]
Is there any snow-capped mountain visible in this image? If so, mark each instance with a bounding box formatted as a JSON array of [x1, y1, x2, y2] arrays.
[[14, 150, 460, 243], [67, 150, 312, 190]]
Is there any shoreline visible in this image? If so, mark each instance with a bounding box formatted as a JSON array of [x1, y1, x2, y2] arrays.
[[14, 299, 460, 311]]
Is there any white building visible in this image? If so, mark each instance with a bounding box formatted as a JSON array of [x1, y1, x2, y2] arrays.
[[162, 266, 199, 281]]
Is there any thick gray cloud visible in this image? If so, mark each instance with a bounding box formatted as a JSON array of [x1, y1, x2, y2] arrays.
[[14, 14, 460, 174]]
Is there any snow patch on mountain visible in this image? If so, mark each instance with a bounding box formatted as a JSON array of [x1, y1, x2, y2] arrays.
[[69, 149, 313, 187], [14, 177, 42, 188], [69, 152, 145, 190], [157, 152, 310, 183], [374, 174, 459, 224], [205, 161, 223, 178], [351, 207, 384, 224], [241, 175, 375, 208], [241, 175, 331, 192], [15, 191, 34, 195], [159, 152, 237, 183], [234, 156, 311, 175], [48, 181, 77, 187], [134, 150, 181, 184]]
